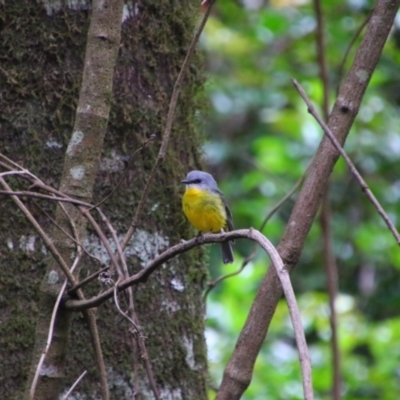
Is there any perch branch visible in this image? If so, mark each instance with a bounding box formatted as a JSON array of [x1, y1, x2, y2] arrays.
[[66, 228, 314, 399]]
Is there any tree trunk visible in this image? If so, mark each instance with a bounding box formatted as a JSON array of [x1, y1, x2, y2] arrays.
[[0, 1, 207, 399]]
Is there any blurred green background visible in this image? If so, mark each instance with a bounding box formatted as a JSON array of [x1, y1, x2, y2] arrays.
[[200, 0, 400, 399]]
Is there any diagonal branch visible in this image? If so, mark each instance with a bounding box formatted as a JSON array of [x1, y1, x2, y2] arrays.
[[216, 1, 400, 399], [0, 177, 78, 286], [292, 78, 400, 245]]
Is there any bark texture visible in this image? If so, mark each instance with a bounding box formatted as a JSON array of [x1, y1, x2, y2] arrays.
[[0, 1, 207, 399]]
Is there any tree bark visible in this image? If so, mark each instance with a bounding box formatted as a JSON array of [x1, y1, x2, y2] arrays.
[[0, 1, 207, 399]]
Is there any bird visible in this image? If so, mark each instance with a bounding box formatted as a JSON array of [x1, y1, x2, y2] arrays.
[[181, 170, 234, 264]]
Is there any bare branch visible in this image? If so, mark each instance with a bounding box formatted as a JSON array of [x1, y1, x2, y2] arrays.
[[84, 310, 109, 400], [81, 208, 125, 278], [97, 207, 160, 399], [61, 370, 87, 400], [65, 228, 314, 399], [68, 266, 110, 294], [0, 170, 31, 178], [0, 189, 93, 207], [0, 178, 78, 286], [119, 0, 216, 252], [216, 2, 400, 399], [313, 0, 330, 120], [312, 1, 342, 397], [292, 78, 400, 245], [320, 194, 341, 400], [0, 152, 26, 171], [113, 281, 140, 330], [336, 12, 372, 96], [29, 254, 82, 399]]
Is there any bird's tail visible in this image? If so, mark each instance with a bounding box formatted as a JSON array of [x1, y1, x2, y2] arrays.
[[220, 241, 234, 264]]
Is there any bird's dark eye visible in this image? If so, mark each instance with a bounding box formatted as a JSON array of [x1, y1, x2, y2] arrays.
[[194, 179, 201, 184]]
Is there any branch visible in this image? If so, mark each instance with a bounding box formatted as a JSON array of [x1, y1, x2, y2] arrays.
[[320, 194, 341, 400], [312, 1, 341, 397], [0, 178, 78, 286], [216, 2, 400, 399], [119, 0, 215, 252], [313, 0, 330, 120], [61, 371, 87, 400], [0, 189, 93, 207], [292, 78, 400, 245], [81, 208, 125, 278], [29, 253, 82, 399], [336, 11, 372, 96], [66, 228, 314, 399], [113, 283, 161, 399], [24, 0, 125, 397]]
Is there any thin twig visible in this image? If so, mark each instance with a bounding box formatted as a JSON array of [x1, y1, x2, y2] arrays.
[[113, 282, 160, 399], [81, 208, 125, 278], [68, 266, 110, 294], [102, 207, 160, 400], [0, 170, 30, 178], [248, 229, 313, 400], [58, 202, 110, 400], [336, 11, 372, 96], [1, 179, 124, 279], [320, 195, 341, 400], [119, 0, 215, 253], [292, 78, 400, 245], [0, 178, 78, 286], [0, 152, 26, 170], [0, 189, 94, 207], [113, 282, 140, 332], [29, 254, 82, 399], [32, 199, 103, 265], [62, 370, 87, 400], [84, 309, 109, 400], [312, 1, 342, 397]]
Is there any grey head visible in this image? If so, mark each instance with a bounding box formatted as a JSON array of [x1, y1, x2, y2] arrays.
[[181, 170, 220, 193]]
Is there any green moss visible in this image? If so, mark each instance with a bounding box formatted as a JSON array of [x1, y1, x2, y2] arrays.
[[0, 1, 208, 398]]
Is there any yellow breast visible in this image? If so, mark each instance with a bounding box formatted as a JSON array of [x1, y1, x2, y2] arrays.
[[182, 187, 227, 233]]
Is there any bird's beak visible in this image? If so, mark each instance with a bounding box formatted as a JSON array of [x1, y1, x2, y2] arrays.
[[181, 179, 189, 184]]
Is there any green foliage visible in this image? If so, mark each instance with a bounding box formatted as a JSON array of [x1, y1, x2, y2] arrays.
[[202, 0, 400, 398]]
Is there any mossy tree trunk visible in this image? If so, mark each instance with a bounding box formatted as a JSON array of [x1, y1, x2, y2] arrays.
[[0, 1, 208, 399]]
